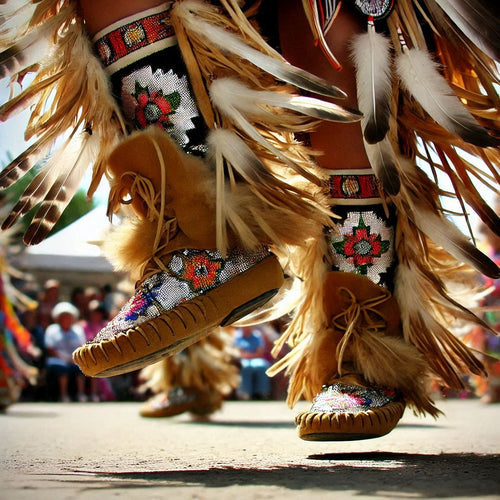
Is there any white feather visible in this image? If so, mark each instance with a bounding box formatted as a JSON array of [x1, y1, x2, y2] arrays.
[[351, 25, 393, 144], [396, 47, 497, 148], [209, 79, 321, 185], [210, 77, 361, 123]]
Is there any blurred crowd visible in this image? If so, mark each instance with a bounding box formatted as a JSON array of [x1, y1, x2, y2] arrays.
[[14, 279, 131, 403], [6, 277, 288, 404]]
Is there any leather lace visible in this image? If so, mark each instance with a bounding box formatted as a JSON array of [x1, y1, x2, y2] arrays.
[[331, 286, 391, 374]]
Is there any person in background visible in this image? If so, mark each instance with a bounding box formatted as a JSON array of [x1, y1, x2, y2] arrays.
[[81, 300, 109, 402], [37, 280, 60, 331], [234, 326, 271, 400], [45, 302, 86, 402]]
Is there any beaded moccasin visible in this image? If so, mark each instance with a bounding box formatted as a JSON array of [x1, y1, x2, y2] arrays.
[[74, 247, 282, 377], [139, 386, 223, 418], [295, 374, 405, 441]]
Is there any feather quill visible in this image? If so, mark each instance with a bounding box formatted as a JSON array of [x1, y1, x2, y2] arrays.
[[436, 145, 500, 237], [396, 46, 498, 148], [174, 1, 347, 99], [351, 24, 393, 144]]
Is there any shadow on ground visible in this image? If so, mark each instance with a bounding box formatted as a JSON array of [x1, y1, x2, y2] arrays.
[[56, 452, 500, 497]]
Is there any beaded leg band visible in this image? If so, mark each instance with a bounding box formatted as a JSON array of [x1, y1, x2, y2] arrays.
[[93, 3, 207, 155], [326, 169, 397, 290]]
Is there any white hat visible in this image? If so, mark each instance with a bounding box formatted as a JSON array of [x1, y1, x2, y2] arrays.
[[51, 301, 79, 320]]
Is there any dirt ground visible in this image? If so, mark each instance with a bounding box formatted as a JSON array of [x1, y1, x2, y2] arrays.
[[1, 398, 499, 499]]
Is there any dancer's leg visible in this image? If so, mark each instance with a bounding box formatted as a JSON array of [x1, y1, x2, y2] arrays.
[[73, 1, 284, 378], [278, 1, 408, 440]]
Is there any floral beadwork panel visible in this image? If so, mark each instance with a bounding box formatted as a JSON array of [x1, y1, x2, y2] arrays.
[[327, 205, 397, 290]]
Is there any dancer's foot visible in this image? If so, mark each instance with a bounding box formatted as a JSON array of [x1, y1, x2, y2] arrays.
[[295, 374, 405, 441], [139, 387, 223, 418], [74, 247, 283, 377]]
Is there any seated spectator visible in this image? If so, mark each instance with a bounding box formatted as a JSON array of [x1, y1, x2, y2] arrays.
[[233, 325, 271, 400], [45, 302, 86, 402], [81, 300, 110, 402], [37, 279, 60, 330]]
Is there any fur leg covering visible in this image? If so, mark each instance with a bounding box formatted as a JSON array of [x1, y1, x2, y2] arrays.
[[274, 271, 440, 416], [103, 126, 327, 274]]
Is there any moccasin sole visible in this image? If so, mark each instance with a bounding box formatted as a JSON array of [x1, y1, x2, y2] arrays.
[[73, 255, 283, 377]]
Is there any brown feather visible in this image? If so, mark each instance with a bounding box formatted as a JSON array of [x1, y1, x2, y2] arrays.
[[0, 138, 49, 189]]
